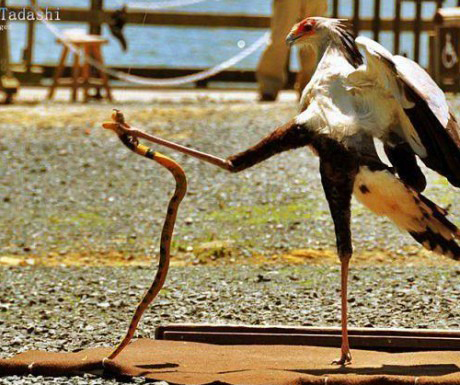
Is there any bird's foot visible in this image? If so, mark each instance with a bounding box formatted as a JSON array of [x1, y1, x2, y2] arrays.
[[331, 349, 352, 366]]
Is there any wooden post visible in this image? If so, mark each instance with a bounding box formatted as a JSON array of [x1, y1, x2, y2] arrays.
[[353, 0, 361, 37], [0, 0, 19, 102], [0, 0, 9, 76], [89, 0, 103, 97], [414, 0, 422, 62], [373, 0, 381, 42], [24, 0, 36, 73], [332, 0, 339, 18], [89, 0, 103, 35], [394, 0, 401, 54]]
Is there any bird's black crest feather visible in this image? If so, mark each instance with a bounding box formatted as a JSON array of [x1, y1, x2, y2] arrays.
[[335, 21, 363, 68]]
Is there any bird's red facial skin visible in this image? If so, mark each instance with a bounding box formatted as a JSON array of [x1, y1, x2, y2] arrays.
[[296, 19, 316, 37]]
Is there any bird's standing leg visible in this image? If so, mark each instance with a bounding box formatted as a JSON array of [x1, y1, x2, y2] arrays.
[[336, 251, 352, 365], [318, 149, 357, 366]]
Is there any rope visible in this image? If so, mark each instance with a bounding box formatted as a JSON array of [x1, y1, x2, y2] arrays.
[[128, 0, 214, 11], [34, 4, 269, 87]]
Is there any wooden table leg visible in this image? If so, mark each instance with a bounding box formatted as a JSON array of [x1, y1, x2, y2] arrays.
[[93, 45, 113, 102], [48, 46, 68, 100], [71, 50, 80, 102], [82, 45, 91, 103]]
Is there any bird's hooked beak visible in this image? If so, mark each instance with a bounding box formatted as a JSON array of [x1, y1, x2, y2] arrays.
[[286, 18, 318, 47], [286, 31, 300, 47]]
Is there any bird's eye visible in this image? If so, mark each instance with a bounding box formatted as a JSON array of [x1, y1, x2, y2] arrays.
[[304, 24, 313, 32]]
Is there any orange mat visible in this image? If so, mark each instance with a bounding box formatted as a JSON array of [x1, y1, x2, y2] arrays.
[[1, 339, 459, 384]]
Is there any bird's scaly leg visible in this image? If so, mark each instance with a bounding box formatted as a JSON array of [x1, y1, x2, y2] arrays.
[[103, 115, 314, 173], [318, 146, 357, 366], [335, 253, 352, 365]]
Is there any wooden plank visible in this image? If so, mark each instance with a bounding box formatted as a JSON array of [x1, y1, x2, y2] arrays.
[[360, 19, 434, 32], [18, 7, 272, 29], [394, 0, 402, 54], [156, 324, 460, 338], [159, 331, 460, 351], [13, 7, 438, 32], [155, 324, 460, 353]]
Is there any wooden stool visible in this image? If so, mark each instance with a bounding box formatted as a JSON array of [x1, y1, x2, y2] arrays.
[[48, 34, 113, 102]]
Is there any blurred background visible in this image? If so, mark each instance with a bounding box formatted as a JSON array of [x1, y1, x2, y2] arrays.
[[4, 0, 460, 88]]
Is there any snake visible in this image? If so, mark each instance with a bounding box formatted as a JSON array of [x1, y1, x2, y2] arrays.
[[102, 110, 187, 360]]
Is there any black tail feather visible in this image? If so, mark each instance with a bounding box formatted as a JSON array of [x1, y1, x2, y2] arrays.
[[410, 229, 460, 260]]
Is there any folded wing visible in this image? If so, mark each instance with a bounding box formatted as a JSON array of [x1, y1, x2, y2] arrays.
[[355, 36, 460, 188]]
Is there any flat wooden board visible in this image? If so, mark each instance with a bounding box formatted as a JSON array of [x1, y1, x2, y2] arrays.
[[156, 324, 460, 352]]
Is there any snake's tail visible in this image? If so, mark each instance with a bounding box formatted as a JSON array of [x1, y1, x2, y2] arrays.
[[105, 133, 187, 361]]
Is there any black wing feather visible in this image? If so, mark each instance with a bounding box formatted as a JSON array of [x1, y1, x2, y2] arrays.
[[388, 55, 460, 187], [403, 85, 460, 187], [384, 143, 427, 192], [363, 43, 460, 187]]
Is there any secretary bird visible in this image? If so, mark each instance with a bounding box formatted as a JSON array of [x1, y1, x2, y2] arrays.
[[110, 17, 460, 365]]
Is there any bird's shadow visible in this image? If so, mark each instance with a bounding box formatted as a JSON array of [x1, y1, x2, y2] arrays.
[[283, 364, 460, 377]]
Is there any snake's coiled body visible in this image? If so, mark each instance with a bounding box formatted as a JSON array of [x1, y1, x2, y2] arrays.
[[103, 115, 187, 360]]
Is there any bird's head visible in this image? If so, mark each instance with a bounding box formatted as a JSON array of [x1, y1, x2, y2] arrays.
[[286, 17, 350, 49], [286, 17, 362, 67]]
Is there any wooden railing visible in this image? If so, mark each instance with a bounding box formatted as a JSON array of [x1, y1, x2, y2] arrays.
[[330, 0, 448, 62], [9, 0, 460, 88]]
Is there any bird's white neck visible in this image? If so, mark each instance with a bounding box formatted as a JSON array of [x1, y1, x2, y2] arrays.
[[310, 30, 363, 71], [314, 37, 343, 66], [313, 38, 333, 67], [315, 43, 352, 76]]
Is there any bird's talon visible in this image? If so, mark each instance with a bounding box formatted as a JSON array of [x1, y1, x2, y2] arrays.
[[102, 357, 110, 368], [331, 351, 352, 366]]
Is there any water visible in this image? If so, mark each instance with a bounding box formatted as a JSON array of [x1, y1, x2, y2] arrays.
[[6, 0, 460, 72]]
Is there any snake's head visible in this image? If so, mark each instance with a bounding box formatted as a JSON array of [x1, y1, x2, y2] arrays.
[[103, 110, 132, 136], [112, 109, 125, 124], [103, 110, 140, 150]]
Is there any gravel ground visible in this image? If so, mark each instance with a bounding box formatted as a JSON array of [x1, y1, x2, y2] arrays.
[[0, 99, 458, 265], [1, 96, 460, 384], [1, 264, 460, 384]]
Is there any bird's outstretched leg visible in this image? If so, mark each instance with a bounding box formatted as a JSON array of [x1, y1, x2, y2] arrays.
[[318, 143, 357, 366], [104, 113, 314, 173]]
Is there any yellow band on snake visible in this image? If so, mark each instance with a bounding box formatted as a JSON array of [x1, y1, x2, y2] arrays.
[[135, 144, 151, 157]]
